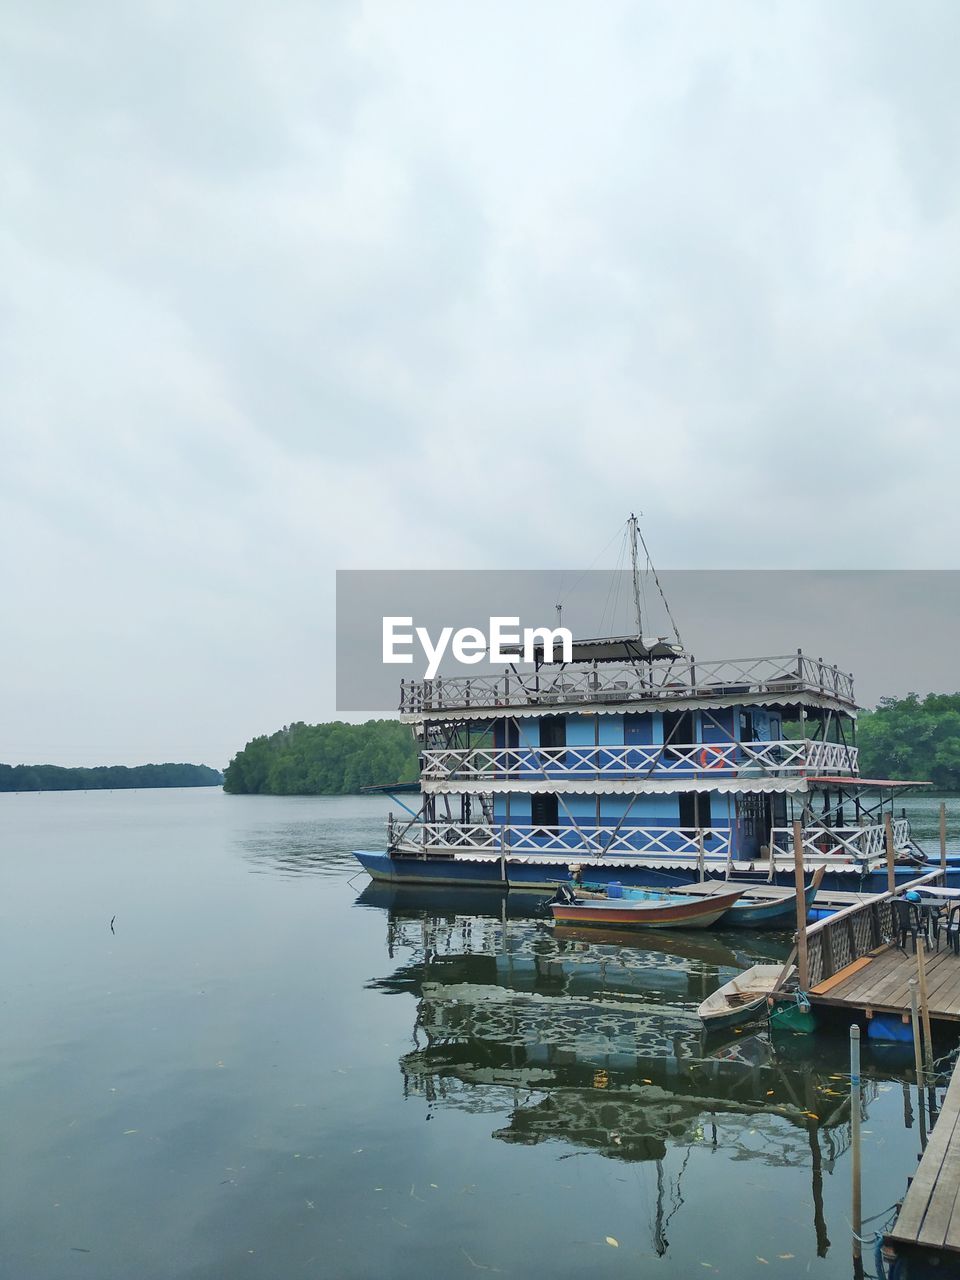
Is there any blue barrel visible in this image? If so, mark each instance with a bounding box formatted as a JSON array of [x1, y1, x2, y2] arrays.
[[607, 882, 623, 898]]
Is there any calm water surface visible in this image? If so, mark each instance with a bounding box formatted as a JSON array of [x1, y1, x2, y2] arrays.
[[3, 788, 959, 1280]]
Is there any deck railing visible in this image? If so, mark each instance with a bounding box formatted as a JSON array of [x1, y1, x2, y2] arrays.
[[804, 868, 945, 987], [420, 739, 859, 781], [399, 822, 732, 859], [770, 818, 910, 864], [400, 652, 856, 714]]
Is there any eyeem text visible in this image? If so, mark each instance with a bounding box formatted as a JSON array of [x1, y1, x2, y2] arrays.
[[382, 616, 573, 679]]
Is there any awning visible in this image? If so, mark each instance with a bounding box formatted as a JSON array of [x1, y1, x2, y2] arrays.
[[807, 776, 930, 788], [421, 776, 810, 797], [403, 690, 857, 723]]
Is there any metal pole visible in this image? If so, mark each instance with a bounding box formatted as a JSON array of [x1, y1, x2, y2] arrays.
[[941, 801, 948, 877], [909, 980, 928, 1151], [850, 1024, 862, 1266], [885, 812, 896, 896], [697, 827, 705, 883], [628, 513, 643, 638], [793, 819, 809, 990]]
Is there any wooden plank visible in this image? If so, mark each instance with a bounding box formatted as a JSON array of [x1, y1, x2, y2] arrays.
[[828, 949, 901, 1001], [810, 955, 874, 996], [888, 1065, 960, 1253], [918, 1123, 960, 1248]]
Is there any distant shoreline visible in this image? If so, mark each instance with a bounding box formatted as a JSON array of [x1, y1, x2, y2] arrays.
[[0, 763, 223, 793]]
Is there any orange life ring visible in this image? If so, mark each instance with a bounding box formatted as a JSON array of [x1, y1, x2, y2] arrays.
[[699, 746, 725, 770]]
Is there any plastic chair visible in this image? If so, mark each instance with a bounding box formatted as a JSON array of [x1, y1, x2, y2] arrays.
[[946, 905, 960, 956], [893, 899, 922, 953], [924, 904, 945, 951]]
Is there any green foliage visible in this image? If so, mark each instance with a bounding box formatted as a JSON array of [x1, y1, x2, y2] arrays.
[[223, 720, 419, 795], [0, 762, 223, 792], [858, 693, 960, 789]]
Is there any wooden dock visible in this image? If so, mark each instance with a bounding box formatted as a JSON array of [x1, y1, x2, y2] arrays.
[[810, 943, 960, 1023], [884, 1057, 960, 1267]]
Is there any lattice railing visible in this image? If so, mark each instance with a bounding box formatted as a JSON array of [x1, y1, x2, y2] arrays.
[[399, 822, 732, 858], [805, 869, 944, 987], [420, 739, 859, 780], [399, 652, 856, 713], [770, 818, 910, 863]]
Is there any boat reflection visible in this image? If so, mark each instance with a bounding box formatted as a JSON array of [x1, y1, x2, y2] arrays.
[[359, 884, 922, 1260]]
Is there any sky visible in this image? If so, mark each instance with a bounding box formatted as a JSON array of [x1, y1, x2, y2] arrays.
[[2, 1, 959, 768]]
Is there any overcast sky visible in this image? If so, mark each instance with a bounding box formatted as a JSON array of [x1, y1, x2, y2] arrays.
[[3, 1, 959, 768]]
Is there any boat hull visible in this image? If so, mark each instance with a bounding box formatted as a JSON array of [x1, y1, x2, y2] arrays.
[[550, 889, 743, 931], [700, 994, 768, 1033], [352, 850, 960, 894], [353, 850, 507, 887], [720, 880, 821, 930], [698, 964, 793, 1032]]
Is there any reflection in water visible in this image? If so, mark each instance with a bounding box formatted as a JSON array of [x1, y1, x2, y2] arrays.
[[358, 883, 931, 1263]]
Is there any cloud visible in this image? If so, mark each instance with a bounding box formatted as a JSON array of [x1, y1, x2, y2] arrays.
[[2, 0, 959, 763]]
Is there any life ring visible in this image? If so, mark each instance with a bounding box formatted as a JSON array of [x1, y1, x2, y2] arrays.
[[699, 746, 725, 770]]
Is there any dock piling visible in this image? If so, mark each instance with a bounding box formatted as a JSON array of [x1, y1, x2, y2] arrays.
[[885, 813, 896, 896], [909, 979, 928, 1151], [850, 1023, 862, 1270], [941, 801, 948, 876], [792, 819, 809, 990]]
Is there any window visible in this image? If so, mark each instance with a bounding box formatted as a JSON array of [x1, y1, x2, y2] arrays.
[[662, 710, 694, 758], [531, 793, 559, 827], [679, 791, 713, 838], [539, 716, 566, 749], [739, 710, 756, 743]]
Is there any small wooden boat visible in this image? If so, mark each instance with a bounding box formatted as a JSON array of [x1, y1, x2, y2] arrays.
[[698, 963, 794, 1032], [719, 867, 826, 930], [549, 886, 744, 931], [577, 867, 825, 931]]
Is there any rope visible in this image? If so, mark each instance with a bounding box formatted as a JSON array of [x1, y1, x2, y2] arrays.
[[635, 526, 683, 648]]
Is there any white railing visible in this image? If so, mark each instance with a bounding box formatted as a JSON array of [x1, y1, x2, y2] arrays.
[[769, 818, 911, 862], [401, 822, 732, 859], [399, 652, 856, 714], [420, 739, 859, 780]]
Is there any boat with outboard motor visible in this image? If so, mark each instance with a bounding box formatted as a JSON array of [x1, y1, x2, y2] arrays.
[[548, 883, 745, 931]]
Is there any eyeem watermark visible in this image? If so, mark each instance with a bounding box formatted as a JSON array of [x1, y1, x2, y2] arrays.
[[383, 616, 572, 679]]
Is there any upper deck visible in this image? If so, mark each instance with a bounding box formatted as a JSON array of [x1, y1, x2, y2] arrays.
[[399, 651, 856, 717]]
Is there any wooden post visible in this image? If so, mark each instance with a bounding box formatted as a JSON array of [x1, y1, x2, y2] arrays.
[[884, 812, 896, 896], [793, 819, 809, 991], [850, 1024, 862, 1266], [941, 801, 948, 877], [909, 980, 928, 1152], [916, 939, 935, 1082], [697, 827, 705, 883]]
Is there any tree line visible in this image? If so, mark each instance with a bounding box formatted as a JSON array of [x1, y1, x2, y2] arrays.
[[857, 692, 960, 789], [223, 720, 419, 795], [220, 694, 960, 796], [0, 762, 223, 792]]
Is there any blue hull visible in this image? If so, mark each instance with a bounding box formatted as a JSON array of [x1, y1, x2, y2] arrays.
[[353, 851, 960, 894], [721, 881, 821, 929], [354, 850, 507, 887]]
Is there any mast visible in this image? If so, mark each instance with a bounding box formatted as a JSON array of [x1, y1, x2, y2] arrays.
[[629, 513, 643, 638]]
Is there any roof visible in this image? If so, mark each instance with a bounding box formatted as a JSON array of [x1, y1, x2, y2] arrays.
[[403, 690, 859, 723], [500, 635, 685, 664]]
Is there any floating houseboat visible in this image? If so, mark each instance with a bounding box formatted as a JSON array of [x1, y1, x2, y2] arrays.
[[355, 521, 941, 894]]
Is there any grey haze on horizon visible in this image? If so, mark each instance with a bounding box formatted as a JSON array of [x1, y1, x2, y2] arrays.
[[2, 2, 959, 768]]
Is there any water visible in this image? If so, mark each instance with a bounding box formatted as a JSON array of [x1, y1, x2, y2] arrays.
[[2, 788, 959, 1279]]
